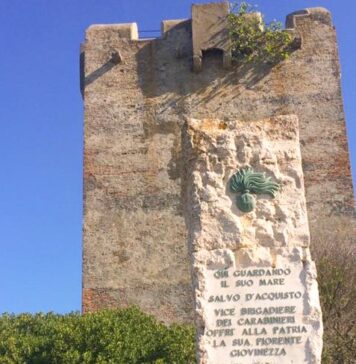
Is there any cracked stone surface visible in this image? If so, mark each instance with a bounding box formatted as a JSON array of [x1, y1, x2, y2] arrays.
[[184, 115, 323, 364]]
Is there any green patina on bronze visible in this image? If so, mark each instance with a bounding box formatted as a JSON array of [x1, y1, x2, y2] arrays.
[[230, 167, 279, 212]]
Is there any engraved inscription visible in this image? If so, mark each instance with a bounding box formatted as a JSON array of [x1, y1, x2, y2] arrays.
[[201, 264, 313, 364]]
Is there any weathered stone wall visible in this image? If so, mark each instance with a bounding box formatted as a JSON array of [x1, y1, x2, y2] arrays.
[[81, 4, 355, 323]]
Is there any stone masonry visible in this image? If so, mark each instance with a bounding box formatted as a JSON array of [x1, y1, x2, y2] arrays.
[[81, 3, 355, 323]]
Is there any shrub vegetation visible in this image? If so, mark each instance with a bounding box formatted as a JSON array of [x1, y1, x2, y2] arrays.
[[0, 307, 195, 364], [228, 1, 294, 63], [311, 217, 356, 364]]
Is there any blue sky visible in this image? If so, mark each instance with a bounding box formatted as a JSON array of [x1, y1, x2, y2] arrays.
[[0, 0, 355, 314]]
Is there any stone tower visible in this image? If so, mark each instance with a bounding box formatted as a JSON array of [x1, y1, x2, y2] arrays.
[[80, 3, 354, 323]]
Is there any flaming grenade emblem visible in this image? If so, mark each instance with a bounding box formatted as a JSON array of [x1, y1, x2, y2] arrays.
[[230, 167, 279, 212]]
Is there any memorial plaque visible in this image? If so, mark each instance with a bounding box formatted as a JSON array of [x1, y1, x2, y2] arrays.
[[194, 247, 322, 364], [184, 116, 323, 363]]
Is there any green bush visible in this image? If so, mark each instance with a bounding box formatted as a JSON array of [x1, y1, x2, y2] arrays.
[[228, 1, 294, 63], [0, 307, 195, 364]]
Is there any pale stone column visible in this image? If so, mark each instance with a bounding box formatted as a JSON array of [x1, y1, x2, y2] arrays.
[[183, 115, 323, 364]]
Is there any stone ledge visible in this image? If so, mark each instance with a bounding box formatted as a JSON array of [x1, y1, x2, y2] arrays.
[[85, 23, 139, 42], [286, 7, 332, 29]]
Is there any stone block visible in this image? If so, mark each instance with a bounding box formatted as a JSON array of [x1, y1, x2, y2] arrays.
[[192, 2, 231, 71], [183, 116, 323, 363]]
